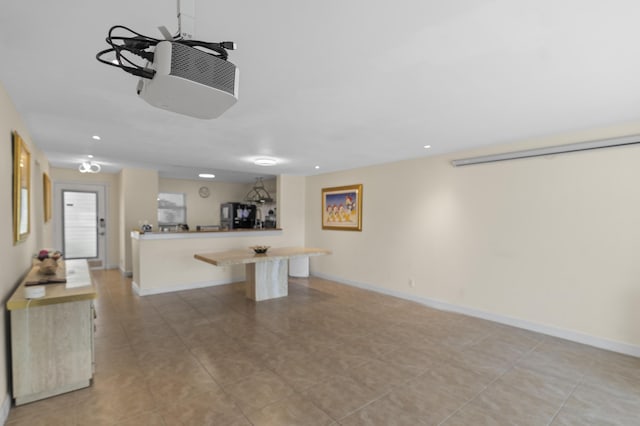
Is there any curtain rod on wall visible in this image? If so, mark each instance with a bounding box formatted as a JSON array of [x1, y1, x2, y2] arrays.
[[450, 134, 640, 167]]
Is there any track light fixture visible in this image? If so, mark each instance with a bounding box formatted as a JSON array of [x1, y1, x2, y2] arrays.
[[451, 135, 640, 167]]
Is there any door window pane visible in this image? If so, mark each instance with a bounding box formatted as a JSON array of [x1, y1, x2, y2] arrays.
[[63, 191, 97, 258]]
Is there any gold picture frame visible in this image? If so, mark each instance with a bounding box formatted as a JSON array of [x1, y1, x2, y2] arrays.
[[322, 184, 363, 231], [43, 172, 52, 222], [13, 131, 31, 243]]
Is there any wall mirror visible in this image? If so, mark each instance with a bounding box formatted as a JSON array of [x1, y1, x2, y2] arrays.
[[13, 131, 31, 243]]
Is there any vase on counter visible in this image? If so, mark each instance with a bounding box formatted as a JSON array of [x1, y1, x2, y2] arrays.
[[39, 258, 58, 275], [36, 249, 62, 275]]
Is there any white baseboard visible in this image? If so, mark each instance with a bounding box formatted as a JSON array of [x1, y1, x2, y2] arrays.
[[132, 279, 235, 296], [313, 272, 640, 358], [0, 392, 11, 425]]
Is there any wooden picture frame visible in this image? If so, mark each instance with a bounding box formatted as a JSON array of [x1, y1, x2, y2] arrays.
[[322, 184, 363, 231], [43, 172, 52, 222], [12, 131, 31, 243]]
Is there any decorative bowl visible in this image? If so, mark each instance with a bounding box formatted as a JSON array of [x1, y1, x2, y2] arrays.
[[250, 245, 270, 254]]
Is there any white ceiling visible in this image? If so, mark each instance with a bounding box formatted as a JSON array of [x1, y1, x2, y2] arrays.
[[1, 1, 639, 182]]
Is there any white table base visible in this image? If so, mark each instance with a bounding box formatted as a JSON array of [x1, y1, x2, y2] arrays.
[[245, 259, 288, 301]]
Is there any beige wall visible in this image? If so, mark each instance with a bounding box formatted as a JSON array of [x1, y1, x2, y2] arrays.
[[277, 175, 303, 238], [0, 82, 52, 415], [49, 168, 121, 269], [120, 168, 159, 273], [306, 125, 640, 354]]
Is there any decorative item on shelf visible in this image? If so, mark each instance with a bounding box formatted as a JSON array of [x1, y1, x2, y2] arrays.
[[264, 209, 276, 228], [37, 249, 62, 261], [244, 177, 273, 204], [250, 245, 270, 254], [36, 249, 62, 275], [39, 259, 58, 275]]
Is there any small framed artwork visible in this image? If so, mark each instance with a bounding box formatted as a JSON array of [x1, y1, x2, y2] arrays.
[[322, 184, 363, 231], [43, 172, 52, 222]]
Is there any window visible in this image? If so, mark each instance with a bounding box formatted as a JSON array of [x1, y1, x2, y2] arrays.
[[158, 192, 186, 225]]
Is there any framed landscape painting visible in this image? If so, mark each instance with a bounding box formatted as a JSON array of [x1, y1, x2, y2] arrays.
[[322, 184, 362, 231]]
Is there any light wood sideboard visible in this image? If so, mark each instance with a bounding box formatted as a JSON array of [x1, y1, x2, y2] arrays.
[[6, 259, 97, 406]]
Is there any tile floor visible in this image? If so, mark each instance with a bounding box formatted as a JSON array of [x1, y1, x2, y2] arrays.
[[6, 270, 640, 425]]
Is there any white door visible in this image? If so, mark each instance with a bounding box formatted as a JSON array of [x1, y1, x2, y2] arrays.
[[54, 183, 107, 268]]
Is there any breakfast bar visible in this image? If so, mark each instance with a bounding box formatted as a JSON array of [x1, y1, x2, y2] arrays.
[[194, 247, 331, 301]]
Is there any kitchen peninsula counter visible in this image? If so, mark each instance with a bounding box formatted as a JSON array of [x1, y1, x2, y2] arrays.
[[131, 228, 308, 296], [136, 227, 282, 240]]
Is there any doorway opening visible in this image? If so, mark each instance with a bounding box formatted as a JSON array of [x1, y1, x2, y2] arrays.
[[54, 183, 107, 268]]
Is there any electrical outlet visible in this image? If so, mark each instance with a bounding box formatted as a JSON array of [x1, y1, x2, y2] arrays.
[[409, 278, 415, 288]]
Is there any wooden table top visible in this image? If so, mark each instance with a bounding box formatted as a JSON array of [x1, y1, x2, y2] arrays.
[[194, 247, 331, 267]]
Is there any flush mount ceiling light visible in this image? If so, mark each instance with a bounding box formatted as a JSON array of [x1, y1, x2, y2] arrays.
[[78, 161, 101, 173], [254, 158, 277, 166], [198, 173, 215, 178], [92, 135, 101, 140]]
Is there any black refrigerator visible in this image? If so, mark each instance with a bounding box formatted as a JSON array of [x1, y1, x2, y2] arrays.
[[220, 202, 256, 229]]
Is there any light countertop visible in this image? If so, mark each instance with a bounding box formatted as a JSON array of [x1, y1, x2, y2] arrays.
[[194, 247, 331, 267], [132, 228, 283, 240], [7, 259, 97, 310]]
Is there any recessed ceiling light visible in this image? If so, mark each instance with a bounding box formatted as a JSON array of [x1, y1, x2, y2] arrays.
[[424, 145, 431, 149], [254, 158, 277, 166], [198, 173, 215, 178], [315, 165, 320, 169], [87, 154, 94, 158], [92, 135, 101, 141]]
